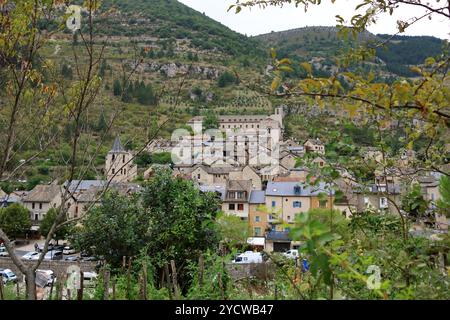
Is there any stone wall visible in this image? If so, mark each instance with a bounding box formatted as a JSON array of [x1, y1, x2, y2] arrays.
[[0, 257, 97, 278], [225, 262, 275, 281]]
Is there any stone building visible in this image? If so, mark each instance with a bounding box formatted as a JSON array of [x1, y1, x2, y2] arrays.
[[105, 136, 137, 183]]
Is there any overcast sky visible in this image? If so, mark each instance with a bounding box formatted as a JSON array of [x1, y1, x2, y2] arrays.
[[179, 0, 450, 39]]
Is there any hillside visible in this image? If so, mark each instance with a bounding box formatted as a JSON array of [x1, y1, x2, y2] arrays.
[[73, 0, 265, 57], [255, 26, 447, 77]]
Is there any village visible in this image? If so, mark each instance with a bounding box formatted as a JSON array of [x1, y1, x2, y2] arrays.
[[1, 106, 447, 255]]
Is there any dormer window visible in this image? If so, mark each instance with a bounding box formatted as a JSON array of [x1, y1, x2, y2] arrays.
[[294, 186, 301, 195]]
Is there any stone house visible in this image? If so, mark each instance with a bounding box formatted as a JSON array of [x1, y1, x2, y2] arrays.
[[191, 165, 262, 190], [221, 180, 252, 219], [22, 185, 62, 223], [304, 139, 325, 155], [354, 184, 402, 214], [265, 181, 335, 225]]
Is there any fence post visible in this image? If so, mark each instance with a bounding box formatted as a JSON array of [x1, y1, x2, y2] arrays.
[[77, 271, 84, 300], [49, 277, 55, 300], [112, 277, 116, 300], [103, 270, 110, 300], [164, 263, 173, 300], [142, 262, 147, 300], [0, 275, 4, 300], [57, 273, 65, 300], [170, 260, 180, 300], [126, 257, 132, 300], [198, 254, 204, 288], [16, 280, 21, 300], [218, 272, 225, 300]]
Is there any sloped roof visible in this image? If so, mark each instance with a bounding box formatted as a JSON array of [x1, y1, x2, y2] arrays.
[[227, 180, 252, 191], [305, 138, 323, 145], [199, 165, 243, 175], [23, 185, 61, 203], [63, 180, 106, 194], [353, 184, 401, 195], [266, 182, 334, 197], [249, 190, 265, 204], [110, 136, 125, 153], [198, 185, 226, 201]]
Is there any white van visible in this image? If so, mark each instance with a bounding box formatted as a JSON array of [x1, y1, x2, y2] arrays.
[[232, 251, 263, 264], [282, 249, 299, 260]]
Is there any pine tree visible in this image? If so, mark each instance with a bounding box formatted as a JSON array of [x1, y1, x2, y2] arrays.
[[113, 79, 122, 96]]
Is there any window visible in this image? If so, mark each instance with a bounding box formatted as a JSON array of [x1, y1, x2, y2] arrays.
[[237, 191, 245, 199], [271, 201, 276, 208], [197, 174, 201, 179], [123, 169, 126, 175], [112, 168, 115, 175], [32, 203, 35, 209], [39, 203, 42, 210], [238, 204, 244, 211], [254, 227, 261, 236], [287, 215, 291, 220], [380, 197, 388, 209], [294, 186, 301, 195], [112, 154, 115, 161], [269, 214, 274, 220], [229, 204, 235, 210], [228, 192, 236, 199], [255, 216, 261, 222], [319, 200, 327, 208], [123, 155, 126, 163], [293, 201, 302, 208], [34, 214, 39, 221]]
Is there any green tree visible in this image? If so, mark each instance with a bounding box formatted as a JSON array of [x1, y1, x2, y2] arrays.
[[73, 192, 150, 266], [150, 152, 173, 164], [113, 79, 122, 96], [136, 82, 156, 106], [0, 204, 31, 239], [61, 64, 73, 79], [203, 112, 219, 131], [96, 111, 108, 133], [437, 175, 450, 218], [141, 169, 220, 288], [401, 183, 429, 222], [217, 71, 237, 87], [39, 208, 71, 244], [216, 212, 249, 248]]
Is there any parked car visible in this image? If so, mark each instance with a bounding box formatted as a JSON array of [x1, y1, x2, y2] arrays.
[[282, 249, 299, 260], [22, 251, 40, 260], [83, 272, 98, 288], [81, 256, 98, 262], [0, 245, 8, 257], [44, 250, 63, 261], [65, 256, 80, 262], [36, 269, 56, 287], [232, 251, 263, 264], [63, 246, 77, 255], [37, 243, 64, 252], [0, 268, 18, 284]]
